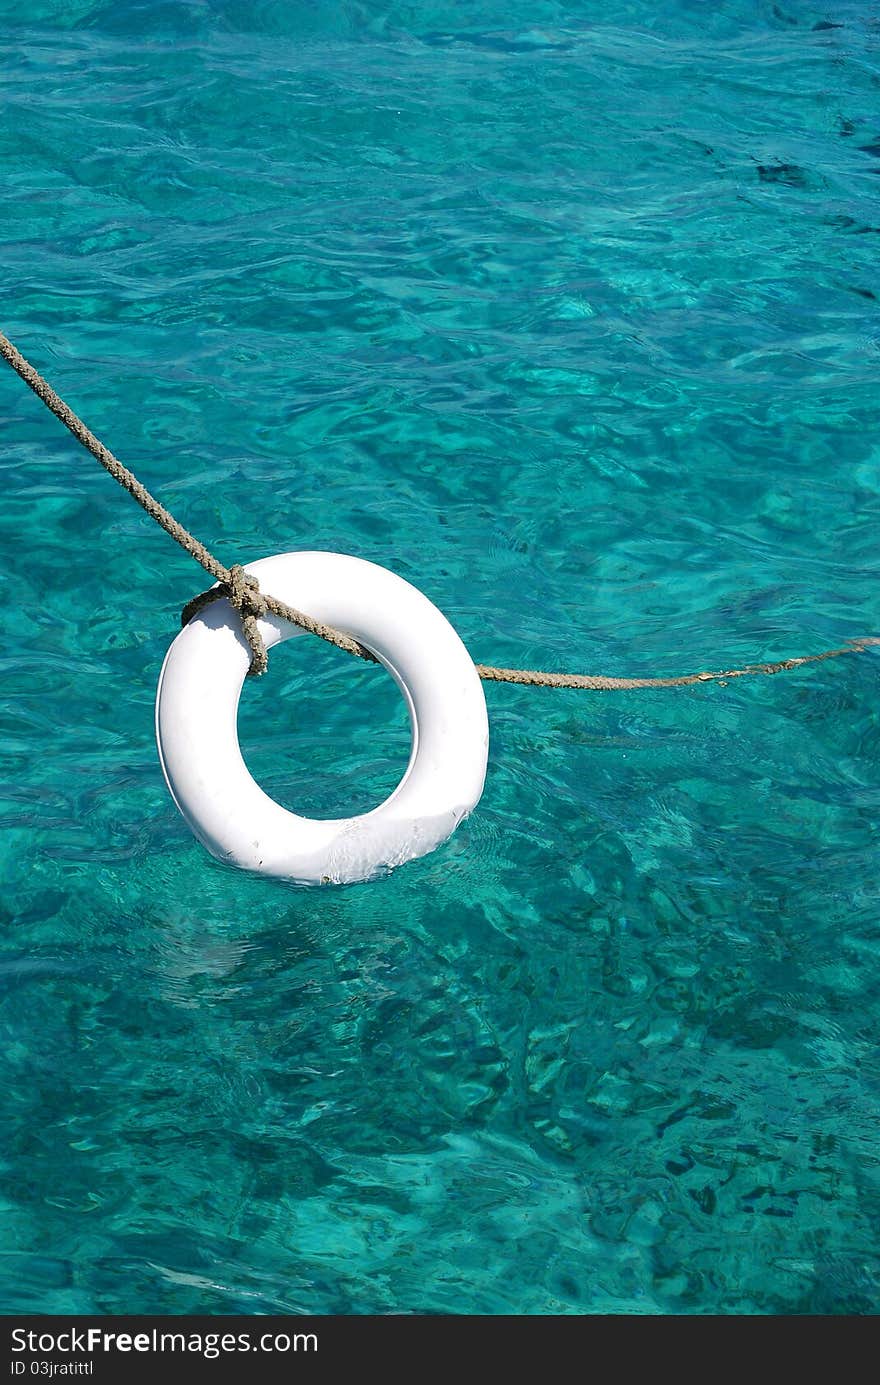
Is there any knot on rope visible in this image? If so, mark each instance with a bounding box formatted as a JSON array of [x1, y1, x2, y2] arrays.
[[226, 564, 267, 620], [225, 564, 269, 676], [180, 564, 269, 677]]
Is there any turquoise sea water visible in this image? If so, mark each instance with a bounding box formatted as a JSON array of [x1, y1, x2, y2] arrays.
[[2, 0, 880, 1315]]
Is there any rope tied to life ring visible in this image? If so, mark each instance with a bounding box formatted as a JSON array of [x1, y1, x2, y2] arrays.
[[1, 326, 878, 688], [181, 563, 377, 677], [183, 566, 270, 676]]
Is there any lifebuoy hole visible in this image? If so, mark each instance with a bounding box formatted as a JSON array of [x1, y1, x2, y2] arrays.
[[237, 633, 412, 819]]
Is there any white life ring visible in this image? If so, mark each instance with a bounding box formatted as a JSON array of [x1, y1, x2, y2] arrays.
[[154, 551, 489, 885]]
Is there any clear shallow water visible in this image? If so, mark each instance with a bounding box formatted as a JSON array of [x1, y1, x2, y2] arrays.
[[2, 0, 880, 1315]]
